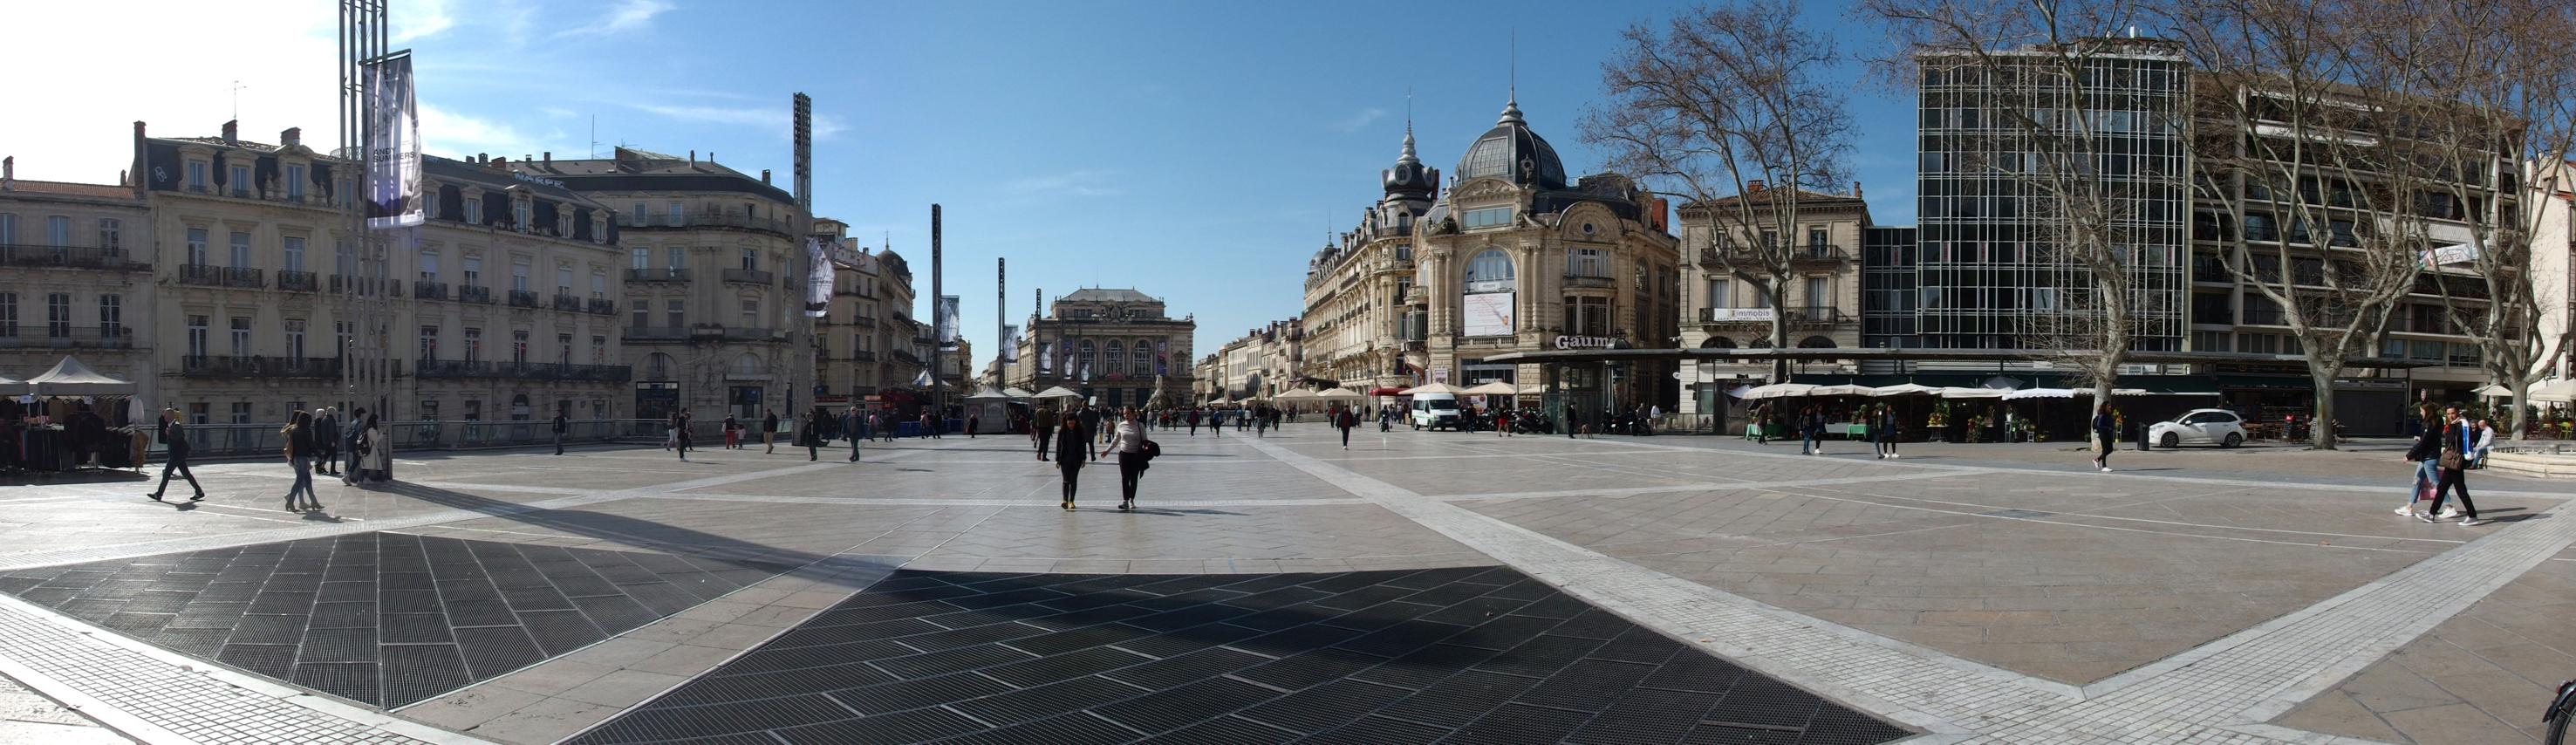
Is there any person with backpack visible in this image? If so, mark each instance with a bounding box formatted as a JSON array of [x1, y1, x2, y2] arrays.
[[147, 408, 204, 502], [1101, 407, 1152, 510]]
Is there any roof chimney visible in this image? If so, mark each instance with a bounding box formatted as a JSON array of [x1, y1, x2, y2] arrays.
[[1746, 179, 1765, 192], [280, 127, 301, 147], [761, 169, 771, 184], [1854, 181, 1862, 198], [542, 151, 550, 162], [2, 156, 13, 191], [221, 120, 238, 146]]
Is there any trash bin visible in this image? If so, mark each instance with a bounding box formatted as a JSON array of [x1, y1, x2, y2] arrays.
[[2136, 420, 2151, 451]]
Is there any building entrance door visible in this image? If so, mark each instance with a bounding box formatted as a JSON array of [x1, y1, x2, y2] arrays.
[[731, 386, 765, 423]]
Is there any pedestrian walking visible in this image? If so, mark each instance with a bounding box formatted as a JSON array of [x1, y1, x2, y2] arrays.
[[147, 408, 205, 502], [1034, 409, 1056, 461], [1336, 405, 1357, 448], [1102, 407, 1151, 510], [1800, 406, 1821, 455], [673, 410, 693, 461], [804, 407, 828, 461], [1187, 408, 1199, 437], [1754, 402, 1771, 445], [762, 409, 778, 454], [841, 407, 864, 462], [357, 413, 391, 483], [2399, 414, 2442, 516], [282, 410, 321, 512], [2092, 403, 2117, 472], [550, 410, 569, 455], [1876, 405, 1901, 459], [1054, 411, 1089, 509], [314, 407, 341, 475], [2422, 408, 2491, 526], [722, 414, 741, 449], [340, 407, 368, 483]]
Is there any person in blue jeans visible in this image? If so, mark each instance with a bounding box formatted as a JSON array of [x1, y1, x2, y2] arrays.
[[2092, 403, 2117, 472], [1800, 405, 1823, 455], [2398, 414, 2442, 516]]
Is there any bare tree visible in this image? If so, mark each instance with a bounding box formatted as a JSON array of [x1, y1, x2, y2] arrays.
[[1864, 0, 2183, 404], [1582, 0, 1854, 381]]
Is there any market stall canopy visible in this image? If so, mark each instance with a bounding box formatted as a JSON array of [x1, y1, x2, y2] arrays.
[[25, 357, 133, 397], [1980, 376, 2024, 390], [1313, 387, 1366, 400], [1001, 387, 1036, 399], [1276, 389, 1318, 400], [2473, 383, 2515, 397], [2002, 387, 2076, 400], [962, 390, 1013, 400], [1870, 383, 1942, 397], [0, 373, 21, 398], [1741, 383, 1814, 400], [1808, 384, 1875, 397], [1400, 383, 1468, 395], [1366, 387, 1408, 397], [1939, 386, 2009, 399], [1462, 381, 1520, 396], [1031, 386, 1084, 400], [2531, 379, 2576, 403]]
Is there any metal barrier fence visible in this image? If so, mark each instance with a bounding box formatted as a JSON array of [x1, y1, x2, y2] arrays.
[[161, 417, 958, 460]]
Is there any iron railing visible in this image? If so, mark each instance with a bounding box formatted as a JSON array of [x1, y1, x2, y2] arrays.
[[625, 268, 691, 282], [553, 294, 583, 311], [413, 282, 449, 301], [0, 326, 135, 349], [330, 275, 401, 295], [459, 285, 494, 304], [721, 268, 775, 285], [587, 297, 618, 315], [180, 355, 341, 378], [0, 244, 147, 272], [508, 290, 540, 308], [277, 270, 318, 292]]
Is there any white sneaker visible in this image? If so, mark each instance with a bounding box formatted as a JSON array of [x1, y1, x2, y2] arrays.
[[2458, 518, 2492, 527], [2416, 512, 2439, 523], [2100, 467, 2111, 473], [2395, 505, 2415, 516], [2438, 508, 2463, 519]]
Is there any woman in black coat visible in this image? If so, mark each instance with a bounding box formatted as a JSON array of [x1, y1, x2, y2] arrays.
[[1054, 411, 1090, 509]]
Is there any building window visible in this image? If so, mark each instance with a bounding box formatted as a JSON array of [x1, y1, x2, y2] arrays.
[[283, 236, 305, 272], [420, 326, 439, 361], [512, 330, 529, 365], [232, 402, 253, 425], [1464, 249, 1515, 290], [284, 319, 305, 358], [557, 265, 573, 295], [740, 248, 758, 270], [97, 219, 120, 250], [1707, 279, 1730, 309], [1463, 207, 1513, 229], [98, 295, 121, 336], [286, 165, 306, 201], [1079, 339, 1097, 377], [420, 251, 440, 282], [45, 215, 71, 246], [740, 299, 758, 328], [591, 270, 607, 298], [336, 241, 353, 276], [1107, 341, 1124, 376], [666, 246, 685, 270], [464, 198, 483, 225], [229, 317, 251, 357], [229, 165, 250, 195], [514, 199, 530, 229], [632, 202, 646, 221], [558, 333, 573, 365], [630, 247, 649, 270], [666, 202, 684, 222], [646, 352, 673, 379], [1806, 277, 1830, 310], [512, 260, 531, 291], [666, 300, 685, 328], [229, 232, 251, 268], [1135, 339, 1154, 376], [461, 256, 481, 287], [591, 334, 605, 364], [1568, 248, 1606, 277], [186, 229, 208, 265], [0, 214, 12, 243], [463, 328, 482, 363], [186, 315, 207, 357], [45, 294, 71, 338], [632, 299, 649, 327], [187, 161, 208, 191]]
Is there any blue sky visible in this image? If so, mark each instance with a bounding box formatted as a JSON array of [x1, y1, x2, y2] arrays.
[[11, 0, 1919, 359]]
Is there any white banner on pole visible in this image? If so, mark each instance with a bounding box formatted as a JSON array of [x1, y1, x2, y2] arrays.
[[363, 54, 422, 229], [1001, 325, 1020, 363], [937, 296, 960, 352], [803, 236, 833, 318]]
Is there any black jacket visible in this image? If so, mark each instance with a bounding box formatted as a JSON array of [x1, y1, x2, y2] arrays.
[[551, 416, 567, 434], [1053, 423, 1090, 464], [286, 426, 316, 459], [160, 420, 191, 456], [2404, 427, 2442, 461]]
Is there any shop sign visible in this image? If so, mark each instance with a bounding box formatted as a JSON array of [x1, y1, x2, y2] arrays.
[[2333, 379, 2408, 390], [2213, 363, 2304, 375], [1554, 335, 1617, 349]]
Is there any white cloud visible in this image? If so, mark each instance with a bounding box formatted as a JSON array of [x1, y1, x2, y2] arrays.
[[1333, 107, 1388, 132], [391, 0, 456, 43], [604, 0, 675, 32], [419, 105, 546, 160]]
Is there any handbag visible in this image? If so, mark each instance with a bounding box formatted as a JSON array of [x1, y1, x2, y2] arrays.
[[2438, 448, 2463, 470]]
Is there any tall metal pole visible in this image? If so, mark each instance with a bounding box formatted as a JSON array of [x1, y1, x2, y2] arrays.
[[942, 203, 953, 425], [338, 0, 393, 475], [996, 257, 1005, 389]]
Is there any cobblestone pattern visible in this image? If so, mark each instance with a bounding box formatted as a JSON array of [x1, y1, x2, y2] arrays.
[[1241, 435, 2576, 744]]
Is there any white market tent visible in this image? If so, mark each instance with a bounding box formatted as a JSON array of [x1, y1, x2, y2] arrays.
[[1740, 383, 1814, 400], [25, 356, 135, 398], [2001, 387, 2077, 400], [1275, 389, 1318, 401], [1031, 386, 1084, 400], [1001, 387, 1036, 399], [0, 373, 21, 398], [1400, 382, 1468, 395], [2531, 379, 2576, 403], [1313, 387, 1366, 400], [1807, 384, 1875, 397], [2472, 383, 2514, 397], [1462, 381, 1520, 396], [962, 390, 1013, 400], [1870, 383, 1942, 397], [1938, 386, 2009, 399]]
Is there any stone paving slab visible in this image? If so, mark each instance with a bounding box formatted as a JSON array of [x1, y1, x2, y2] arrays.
[[564, 568, 1911, 745], [2273, 546, 2576, 744]]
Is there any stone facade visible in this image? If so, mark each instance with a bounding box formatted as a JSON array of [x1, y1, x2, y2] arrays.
[[0, 161, 156, 405], [808, 219, 923, 411], [1677, 187, 1872, 412], [1006, 288, 1193, 408]]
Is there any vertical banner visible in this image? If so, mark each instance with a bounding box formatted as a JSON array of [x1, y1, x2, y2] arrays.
[[936, 296, 960, 352], [1000, 325, 1020, 363], [1059, 338, 1072, 375], [1157, 340, 1168, 376], [362, 54, 423, 229], [803, 236, 832, 318]]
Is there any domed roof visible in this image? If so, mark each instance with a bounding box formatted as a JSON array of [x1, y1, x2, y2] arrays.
[[1381, 125, 1438, 200], [1454, 97, 1566, 191]]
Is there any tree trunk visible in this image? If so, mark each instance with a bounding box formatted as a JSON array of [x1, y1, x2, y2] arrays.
[[1770, 280, 1789, 381], [2509, 377, 2533, 441], [2308, 364, 2340, 450]]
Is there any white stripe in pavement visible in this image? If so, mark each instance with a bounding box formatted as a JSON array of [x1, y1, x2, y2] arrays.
[[1432, 468, 1993, 502]]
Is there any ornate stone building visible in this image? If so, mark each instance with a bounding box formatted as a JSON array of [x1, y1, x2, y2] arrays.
[[1006, 288, 1194, 408], [809, 220, 923, 411], [509, 147, 811, 423], [1677, 186, 1872, 412], [0, 158, 156, 404], [1306, 99, 1679, 409]]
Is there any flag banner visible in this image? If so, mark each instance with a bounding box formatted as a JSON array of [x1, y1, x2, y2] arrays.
[[803, 236, 833, 318], [1157, 340, 1168, 376], [362, 54, 423, 229], [937, 296, 960, 352], [1001, 325, 1020, 362]]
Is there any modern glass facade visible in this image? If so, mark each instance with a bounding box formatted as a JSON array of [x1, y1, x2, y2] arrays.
[[1908, 48, 2190, 352], [1861, 226, 1919, 347]]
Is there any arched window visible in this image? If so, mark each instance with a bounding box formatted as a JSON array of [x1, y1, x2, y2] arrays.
[[1079, 339, 1097, 376], [645, 352, 674, 379], [1464, 249, 1514, 290], [509, 393, 530, 420], [1135, 339, 1155, 376], [1106, 341, 1124, 377], [1699, 337, 1739, 349], [732, 352, 763, 375], [1797, 336, 1838, 349]]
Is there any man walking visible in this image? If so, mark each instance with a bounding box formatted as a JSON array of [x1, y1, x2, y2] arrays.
[[1335, 405, 1356, 448], [551, 410, 569, 455], [762, 408, 779, 454], [341, 407, 368, 482], [314, 407, 341, 475], [2422, 407, 2492, 527], [2092, 403, 2116, 472], [841, 407, 864, 462], [1876, 404, 1901, 459], [147, 408, 205, 502]]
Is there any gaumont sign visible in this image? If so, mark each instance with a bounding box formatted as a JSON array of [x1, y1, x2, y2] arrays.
[[1554, 335, 1618, 349]]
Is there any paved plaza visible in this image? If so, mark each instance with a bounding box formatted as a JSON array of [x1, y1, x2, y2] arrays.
[[0, 425, 2567, 744]]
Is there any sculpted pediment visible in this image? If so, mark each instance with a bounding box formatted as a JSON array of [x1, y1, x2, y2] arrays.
[[1451, 177, 1520, 202]]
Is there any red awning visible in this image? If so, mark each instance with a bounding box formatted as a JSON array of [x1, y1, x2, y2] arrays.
[[1366, 387, 1407, 396]]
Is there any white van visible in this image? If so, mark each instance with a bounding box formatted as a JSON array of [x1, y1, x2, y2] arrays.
[[1410, 393, 1462, 430]]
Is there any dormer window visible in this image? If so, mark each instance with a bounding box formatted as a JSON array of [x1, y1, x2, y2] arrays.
[[187, 161, 208, 193], [229, 165, 251, 197], [514, 198, 530, 231], [285, 165, 307, 202], [464, 197, 483, 226]]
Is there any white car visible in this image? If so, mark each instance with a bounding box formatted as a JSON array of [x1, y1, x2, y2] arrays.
[[2150, 408, 2246, 448]]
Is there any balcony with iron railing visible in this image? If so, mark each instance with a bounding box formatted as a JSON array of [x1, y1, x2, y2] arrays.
[[1696, 246, 1759, 266], [621, 210, 801, 236], [413, 282, 448, 301], [508, 290, 540, 308], [850, 316, 877, 327], [0, 325, 136, 349], [0, 244, 149, 272], [459, 285, 494, 304], [851, 350, 878, 362], [1788, 244, 1848, 263], [1785, 306, 1848, 324], [587, 297, 618, 315], [721, 268, 774, 286], [330, 275, 401, 295], [626, 268, 691, 283], [624, 326, 693, 341], [277, 270, 318, 292], [181, 355, 340, 378], [553, 294, 583, 311], [178, 264, 263, 288]]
